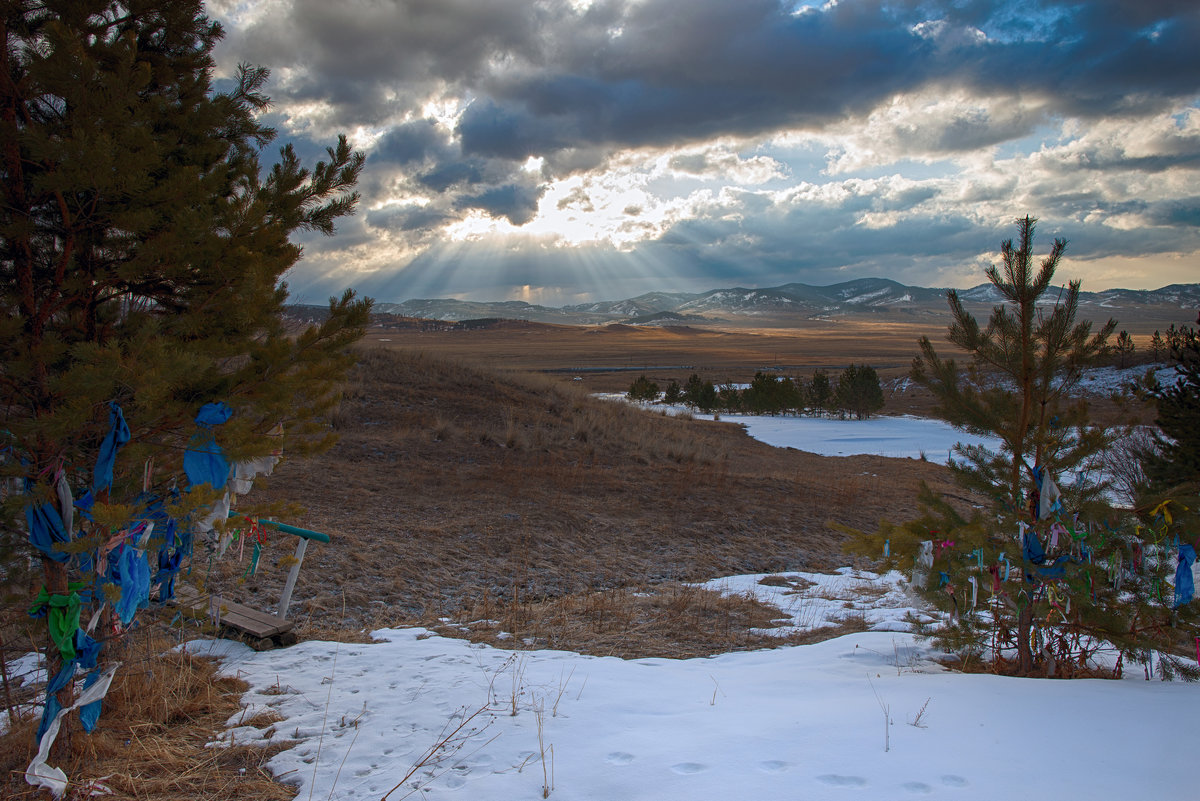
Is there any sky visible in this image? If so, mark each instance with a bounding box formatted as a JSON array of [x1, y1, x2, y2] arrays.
[[202, 0, 1200, 305]]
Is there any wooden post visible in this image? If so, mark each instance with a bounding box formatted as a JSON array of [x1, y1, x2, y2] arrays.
[[276, 537, 309, 621], [253, 520, 329, 622]]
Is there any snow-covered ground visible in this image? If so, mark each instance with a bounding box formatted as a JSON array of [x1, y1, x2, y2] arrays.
[[15, 371, 1191, 799], [607, 362, 1180, 464], [721, 414, 1001, 463], [609, 398, 1003, 464], [184, 567, 1193, 801]]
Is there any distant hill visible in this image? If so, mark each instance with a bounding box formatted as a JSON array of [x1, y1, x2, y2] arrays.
[[353, 279, 1200, 326]]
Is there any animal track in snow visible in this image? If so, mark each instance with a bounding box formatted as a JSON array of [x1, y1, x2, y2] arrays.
[[605, 752, 635, 765], [902, 781, 932, 794], [758, 760, 790, 773], [940, 775, 968, 787]]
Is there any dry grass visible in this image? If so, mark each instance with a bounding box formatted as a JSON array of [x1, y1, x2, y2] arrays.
[[226, 347, 965, 641], [437, 582, 796, 659], [0, 628, 292, 801], [2, 318, 1151, 799]]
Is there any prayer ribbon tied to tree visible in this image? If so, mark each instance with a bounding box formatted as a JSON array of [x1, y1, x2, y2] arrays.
[[839, 216, 1199, 679], [2, 3, 371, 794]]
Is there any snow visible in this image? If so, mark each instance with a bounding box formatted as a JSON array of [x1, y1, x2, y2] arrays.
[[184, 567, 1194, 801], [605, 362, 1183, 465], [608, 396, 1003, 464], [1072, 363, 1177, 395], [15, 386, 1195, 798], [722, 414, 1000, 463]]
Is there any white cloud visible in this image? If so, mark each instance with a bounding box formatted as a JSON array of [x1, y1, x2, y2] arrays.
[[815, 88, 1054, 174]]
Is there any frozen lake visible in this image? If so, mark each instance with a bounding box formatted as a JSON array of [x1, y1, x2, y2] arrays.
[[720, 413, 1002, 463], [599, 395, 1002, 464]]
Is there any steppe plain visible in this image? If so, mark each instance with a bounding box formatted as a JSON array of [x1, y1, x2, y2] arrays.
[[228, 301, 1173, 656]]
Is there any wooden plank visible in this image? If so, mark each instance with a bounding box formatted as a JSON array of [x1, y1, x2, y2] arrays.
[[208, 597, 294, 638], [171, 583, 294, 639]]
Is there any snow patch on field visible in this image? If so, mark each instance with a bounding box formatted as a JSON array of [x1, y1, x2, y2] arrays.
[[180, 568, 1193, 801]]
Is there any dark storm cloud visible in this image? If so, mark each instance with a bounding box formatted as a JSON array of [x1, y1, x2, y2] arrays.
[[372, 119, 449, 165], [1146, 198, 1200, 227], [416, 160, 488, 192], [210, 1, 1200, 300], [365, 204, 454, 233], [456, 182, 547, 226], [453, 0, 1200, 162], [228, 0, 548, 119], [226, 1, 1200, 160]]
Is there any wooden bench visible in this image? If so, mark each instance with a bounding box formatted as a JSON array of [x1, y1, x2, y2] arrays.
[[172, 519, 330, 645], [174, 583, 295, 639]]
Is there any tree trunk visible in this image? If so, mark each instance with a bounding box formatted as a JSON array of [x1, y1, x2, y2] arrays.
[[1017, 603, 1034, 674], [42, 557, 75, 758]]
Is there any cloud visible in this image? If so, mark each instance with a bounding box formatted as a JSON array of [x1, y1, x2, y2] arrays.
[[371, 119, 450, 165], [666, 149, 786, 183], [366, 204, 454, 233], [204, 0, 1200, 302], [457, 182, 547, 226]]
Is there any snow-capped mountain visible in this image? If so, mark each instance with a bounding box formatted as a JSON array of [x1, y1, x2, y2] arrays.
[[365, 280, 1199, 325]]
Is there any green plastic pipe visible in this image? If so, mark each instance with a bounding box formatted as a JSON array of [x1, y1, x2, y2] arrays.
[[256, 519, 331, 543]]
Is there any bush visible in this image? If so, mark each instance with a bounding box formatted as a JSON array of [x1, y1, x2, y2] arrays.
[[626, 375, 661, 402]]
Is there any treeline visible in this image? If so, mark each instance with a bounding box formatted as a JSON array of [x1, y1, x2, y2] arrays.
[[627, 366, 885, 419], [1103, 323, 1198, 369]]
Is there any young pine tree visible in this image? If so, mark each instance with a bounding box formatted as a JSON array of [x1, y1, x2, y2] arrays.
[[1, 0, 370, 754], [1115, 330, 1135, 368], [1138, 324, 1200, 516], [626, 375, 660, 402], [806, 369, 833, 416], [834, 364, 885, 419], [1149, 330, 1166, 362], [846, 217, 1194, 678]]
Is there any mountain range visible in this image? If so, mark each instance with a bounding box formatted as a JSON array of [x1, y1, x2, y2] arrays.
[[366, 278, 1200, 326]]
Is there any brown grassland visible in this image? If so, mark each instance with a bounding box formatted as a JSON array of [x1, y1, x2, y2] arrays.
[[2, 314, 1158, 798]]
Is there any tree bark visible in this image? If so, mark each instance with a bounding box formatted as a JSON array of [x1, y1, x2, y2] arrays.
[[1017, 603, 1034, 675], [42, 557, 75, 759]]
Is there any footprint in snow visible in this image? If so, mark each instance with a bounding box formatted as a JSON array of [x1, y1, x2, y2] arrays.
[[606, 752, 635, 765], [817, 774, 867, 787], [758, 760, 790, 773], [903, 781, 933, 794], [670, 762, 707, 775], [941, 775, 969, 788]]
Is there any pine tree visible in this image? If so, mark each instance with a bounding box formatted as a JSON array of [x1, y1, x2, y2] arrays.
[[834, 364, 885, 419], [910, 216, 1115, 674], [663, 380, 682, 405], [626, 374, 660, 402], [1114, 330, 1135, 368], [1, 0, 369, 755], [845, 218, 1194, 679], [1149, 330, 1166, 362], [1139, 324, 1200, 508], [681, 373, 716, 412], [806, 369, 833, 415], [743, 372, 801, 415]]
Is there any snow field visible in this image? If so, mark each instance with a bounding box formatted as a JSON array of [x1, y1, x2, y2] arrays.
[[190, 568, 1193, 801]]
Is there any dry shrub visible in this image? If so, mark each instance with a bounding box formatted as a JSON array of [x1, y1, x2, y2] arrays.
[[441, 583, 797, 659], [0, 627, 293, 800]]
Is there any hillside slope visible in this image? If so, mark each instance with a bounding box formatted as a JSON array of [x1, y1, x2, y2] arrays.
[[225, 349, 963, 633]]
